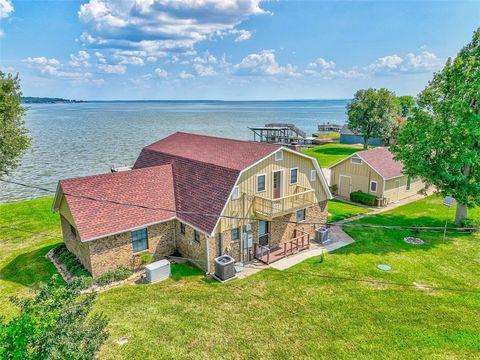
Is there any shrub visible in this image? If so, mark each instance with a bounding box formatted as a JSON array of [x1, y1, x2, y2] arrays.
[[53, 245, 93, 285], [96, 266, 133, 286], [350, 191, 377, 206], [330, 184, 338, 195], [71, 276, 95, 289], [139, 252, 153, 265], [460, 218, 480, 234]]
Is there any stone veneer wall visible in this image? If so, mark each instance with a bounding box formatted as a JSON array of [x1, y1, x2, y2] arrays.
[[61, 215, 93, 274], [175, 220, 210, 272], [268, 200, 328, 248], [88, 220, 175, 277]]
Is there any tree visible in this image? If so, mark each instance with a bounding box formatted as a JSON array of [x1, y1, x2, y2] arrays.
[[0, 71, 31, 178], [346, 88, 400, 149], [396, 95, 416, 117], [0, 276, 109, 360], [392, 28, 480, 225]]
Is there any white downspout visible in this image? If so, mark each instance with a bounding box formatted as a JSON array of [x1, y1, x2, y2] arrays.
[[206, 234, 210, 274]]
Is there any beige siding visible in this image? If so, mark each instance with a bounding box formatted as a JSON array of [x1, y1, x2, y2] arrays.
[[330, 155, 384, 197], [217, 149, 328, 232], [384, 176, 424, 203]]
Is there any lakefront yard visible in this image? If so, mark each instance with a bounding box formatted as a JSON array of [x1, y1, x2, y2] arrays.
[[1, 196, 479, 359]]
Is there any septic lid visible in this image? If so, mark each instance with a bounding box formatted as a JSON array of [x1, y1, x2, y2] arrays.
[[377, 264, 391, 271]]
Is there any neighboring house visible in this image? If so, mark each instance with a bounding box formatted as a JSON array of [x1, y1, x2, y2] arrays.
[[339, 124, 385, 146], [53, 132, 332, 277], [329, 147, 424, 204]]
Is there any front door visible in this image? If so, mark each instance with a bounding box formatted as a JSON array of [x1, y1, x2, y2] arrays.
[[258, 220, 269, 247], [273, 171, 282, 199]]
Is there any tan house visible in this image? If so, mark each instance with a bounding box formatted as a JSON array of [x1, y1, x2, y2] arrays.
[[329, 147, 424, 204], [53, 132, 332, 277]]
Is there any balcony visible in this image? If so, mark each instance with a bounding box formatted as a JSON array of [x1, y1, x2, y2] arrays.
[[253, 185, 316, 219]]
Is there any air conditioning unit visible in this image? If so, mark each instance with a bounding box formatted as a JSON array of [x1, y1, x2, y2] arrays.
[[214, 255, 235, 281], [145, 259, 171, 283]]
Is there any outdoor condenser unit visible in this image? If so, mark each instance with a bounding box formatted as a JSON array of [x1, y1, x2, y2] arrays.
[[145, 259, 171, 284], [214, 255, 235, 281], [315, 227, 329, 244]]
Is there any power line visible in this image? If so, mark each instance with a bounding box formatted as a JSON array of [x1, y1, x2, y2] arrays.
[[1, 178, 478, 232]]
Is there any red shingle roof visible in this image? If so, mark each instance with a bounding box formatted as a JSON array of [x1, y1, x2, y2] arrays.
[[60, 165, 176, 241], [357, 147, 404, 179], [143, 132, 280, 170], [58, 132, 283, 241]]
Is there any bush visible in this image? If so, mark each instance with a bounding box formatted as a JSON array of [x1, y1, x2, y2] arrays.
[[350, 191, 378, 206], [460, 218, 480, 234], [96, 266, 133, 286], [71, 276, 95, 289], [53, 245, 93, 286], [330, 184, 338, 195], [139, 252, 153, 265]]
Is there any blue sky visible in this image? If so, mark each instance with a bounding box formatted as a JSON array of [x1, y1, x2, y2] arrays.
[[0, 0, 479, 100]]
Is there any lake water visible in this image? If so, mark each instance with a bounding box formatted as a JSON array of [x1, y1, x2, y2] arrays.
[[1, 100, 348, 203]]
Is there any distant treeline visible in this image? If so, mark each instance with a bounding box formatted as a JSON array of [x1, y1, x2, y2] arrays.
[[21, 97, 85, 104]]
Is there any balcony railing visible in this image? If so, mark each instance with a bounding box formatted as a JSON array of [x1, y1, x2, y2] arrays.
[[253, 185, 315, 219]]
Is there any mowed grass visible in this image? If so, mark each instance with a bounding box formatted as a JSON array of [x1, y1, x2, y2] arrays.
[[1, 195, 480, 359], [0, 197, 62, 317], [303, 143, 364, 168], [328, 198, 372, 222]]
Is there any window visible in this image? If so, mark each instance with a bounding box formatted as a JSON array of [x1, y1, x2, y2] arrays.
[[370, 180, 378, 193], [180, 222, 186, 235], [256, 174, 266, 192], [351, 157, 362, 165], [70, 224, 77, 239], [406, 176, 411, 191], [231, 186, 240, 200], [194, 230, 201, 243], [275, 151, 283, 161], [290, 168, 298, 184], [296, 209, 306, 222], [131, 228, 148, 253], [231, 227, 240, 241], [310, 169, 316, 181]]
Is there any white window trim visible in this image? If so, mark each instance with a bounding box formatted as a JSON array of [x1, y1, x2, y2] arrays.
[[275, 151, 283, 161], [310, 169, 316, 181], [290, 167, 299, 185], [256, 173, 266, 193], [231, 186, 240, 200], [351, 157, 362, 165], [370, 180, 378, 193]]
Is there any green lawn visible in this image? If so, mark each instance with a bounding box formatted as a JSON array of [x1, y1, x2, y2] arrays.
[[313, 131, 341, 141], [0, 197, 63, 317], [303, 143, 364, 167], [1, 196, 480, 359], [328, 198, 372, 222]]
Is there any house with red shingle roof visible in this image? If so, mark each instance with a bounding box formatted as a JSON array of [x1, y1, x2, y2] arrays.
[[328, 147, 424, 204], [53, 132, 332, 277]]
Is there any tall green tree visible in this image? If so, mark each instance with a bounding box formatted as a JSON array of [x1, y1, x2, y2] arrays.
[[0, 276, 109, 360], [396, 95, 416, 117], [346, 88, 400, 149], [0, 71, 31, 178], [392, 28, 480, 225]]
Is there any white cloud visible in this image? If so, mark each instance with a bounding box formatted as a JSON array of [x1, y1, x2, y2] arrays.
[[118, 56, 144, 65], [193, 53, 217, 64], [154, 68, 168, 78], [69, 51, 91, 67], [193, 63, 216, 77], [235, 50, 298, 76], [368, 54, 403, 71], [96, 63, 127, 74], [23, 57, 60, 66], [406, 51, 441, 70], [179, 71, 194, 80], [233, 29, 252, 42], [78, 0, 266, 55], [146, 56, 157, 63], [308, 57, 336, 70], [0, 0, 13, 19]]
